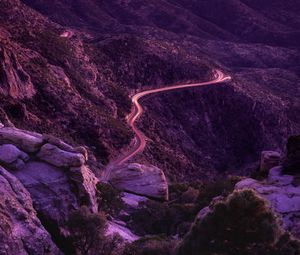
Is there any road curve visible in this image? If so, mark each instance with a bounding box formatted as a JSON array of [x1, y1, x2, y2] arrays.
[[113, 70, 231, 166]]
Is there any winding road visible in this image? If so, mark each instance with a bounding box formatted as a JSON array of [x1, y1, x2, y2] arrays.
[[115, 70, 231, 165]]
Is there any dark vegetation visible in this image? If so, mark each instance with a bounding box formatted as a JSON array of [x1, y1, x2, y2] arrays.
[[176, 189, 300, 255], [67, 206, 121, 255], [2, 0, 300, 180], [129, 177, 240, 236], [121, 187, 300, 255], [0, 1, 300, 254], [123, 236, 175, 255], [96, 183, 124, 216], [283, 135, 300, 175]]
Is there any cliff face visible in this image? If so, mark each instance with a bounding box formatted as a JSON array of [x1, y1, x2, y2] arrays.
[[0, 165, 61, 255], [0, 126, 99, 253], [0, 0, 299, 181]]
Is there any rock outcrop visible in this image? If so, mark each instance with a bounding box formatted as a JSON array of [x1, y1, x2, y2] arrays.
[[0, 127, 99, 251], [14, 161, 79, 227], [260, 150, 281, 173], [0, 127, 44, 153], [0, 143, 29, 169], [109, 163, 169, 201], [37, 143, 85, 168], [235, 166, 300, 238], [0, 45, 35, 99], [0, 165, 61, 255]]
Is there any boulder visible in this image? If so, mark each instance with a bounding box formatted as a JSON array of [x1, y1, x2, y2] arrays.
[[235, 166, 300, 238], [0, 165, 61, 255], [0, 127, 44, 153], [0, 144, 29, 169], [14, 161, 78, 231], [260, 150, 281, 173], [122, 192, 148, 209], [268, 166, 294, 185], [42, 134, 88, 160], [37, 143, 85, 168], [43, 134, 75, 152], [69, 165, 99, 213], [109, 163, 169, 201], [107, 221, 139, 243]]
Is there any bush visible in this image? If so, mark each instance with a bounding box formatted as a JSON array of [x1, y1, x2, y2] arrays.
[[67, 206, 121, 255], [176, 189, 292, 255], [129, 178, 240, 237], [274, 233, 300, 255], [97, 183, 124, 216], [123, 236, 175, 255], [195, 176, 241, 211]]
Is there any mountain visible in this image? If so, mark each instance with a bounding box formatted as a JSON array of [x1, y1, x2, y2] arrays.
[[1, 1, 300, 254], [0, 0, 299, 181]]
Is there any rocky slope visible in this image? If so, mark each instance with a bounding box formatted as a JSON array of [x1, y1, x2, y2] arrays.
[[0, 165, 61, 255], [0, 0, 299, 182], [1, 1, 299, 254], [196, 137, 300, 239], [0, 126, 99, 253], [236, 167, 300, 238]]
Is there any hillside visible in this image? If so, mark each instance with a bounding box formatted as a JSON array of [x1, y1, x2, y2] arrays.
[[0, 1, 300, 254], [0, 0, 299, 180]]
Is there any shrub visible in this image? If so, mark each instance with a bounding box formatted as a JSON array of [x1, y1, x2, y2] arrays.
[[130, 178, 240, 237], [274, 233, 300, 255], [176, 190, 285, 255], [195, 176, 241, 211], [123, 236, 175, 255], [96, 183, 124, 216], [67, 206, 121, 255], [35, 31, 72, 66]]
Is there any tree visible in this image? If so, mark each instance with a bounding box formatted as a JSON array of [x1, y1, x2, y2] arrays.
[[176, 189, 294, 255], [96, 183, 124, 216], [67, 206, 123, 255]]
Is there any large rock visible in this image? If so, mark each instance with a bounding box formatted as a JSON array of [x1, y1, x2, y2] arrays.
[[37, 143, 85, 168], [42, 134, 88, 160], [0, 127, 44, 153], [0, 166, 61, 255], [0, 126, 100, 251], [0, 144, 29, 169], [15, 161, 79, 227], [260, 151, 281, 173], [122, 192, 148, 209], [0, 144, 28, 163], [69, 165, 99, 213], [109, 163, 169, 201], [235, 166, 300, 238]]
